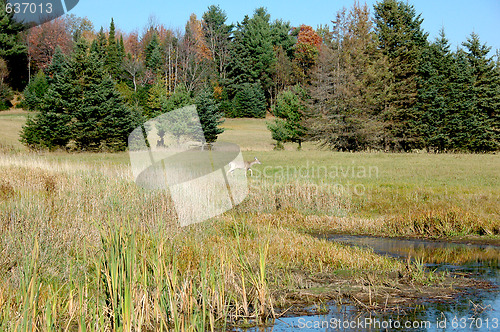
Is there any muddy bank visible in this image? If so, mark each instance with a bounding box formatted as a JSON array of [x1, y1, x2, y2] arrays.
[[316, 232, 500, 247], [269, 233, 500, 321], [275, 268, 496, 318]]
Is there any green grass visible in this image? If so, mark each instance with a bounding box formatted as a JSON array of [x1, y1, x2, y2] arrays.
[[219, 117, 317, 151]]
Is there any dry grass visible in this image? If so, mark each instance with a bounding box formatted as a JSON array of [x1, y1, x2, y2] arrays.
[[0, 153, 408, 330], [0, 109, 29, 151], [0, 116, 498, 329]]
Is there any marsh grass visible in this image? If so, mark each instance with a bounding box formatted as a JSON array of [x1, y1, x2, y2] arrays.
[[0, 153, 408, 330], [0, 139, 498, 329]]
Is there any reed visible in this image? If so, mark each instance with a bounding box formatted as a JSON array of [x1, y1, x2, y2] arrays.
[[0, 150, 496, 329]]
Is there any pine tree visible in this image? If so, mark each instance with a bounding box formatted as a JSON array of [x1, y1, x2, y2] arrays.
[[23, 70, 48, 111], [270, 19, 296, 58], [227, 8, 275, 105], [195, 89, 224, 144], [461, 33, 500, 151], [233, 82, 266, 118], [0, 0, 28, 89], [374, 0, 428, 151], [267, 85, 307, 149], [416, 29, 454, 151], [21, 38, 139, 151], [106, 18, 123, 80]]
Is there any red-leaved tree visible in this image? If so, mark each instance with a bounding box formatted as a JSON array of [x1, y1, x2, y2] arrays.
[[26, 17, 72, 75]]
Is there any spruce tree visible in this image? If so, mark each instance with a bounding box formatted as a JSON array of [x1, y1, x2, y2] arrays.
[[163, 84, 192, 112], [155, 85, 193, 147], [106, 18, 123, 80], [374, 0, 428, 151], [46, 46, 67, 79], [21, 47, 71, 149], [145, 33, 163, 74], [23, 70, 48, 111], [21, 38, 139, 151], [195, 89, 224, 144], [446, 49, 475, 151], [267, 85, 307, 149], [233, 82, 266, 118], [145, 77, 168, 118], [462, 33, 500, 151], [416, 29, 454, 151], [91, 28, 107, 63], [308, 3, 389, 151]]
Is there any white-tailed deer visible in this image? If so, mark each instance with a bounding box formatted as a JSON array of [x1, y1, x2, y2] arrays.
[[226, 157, 261, 177]]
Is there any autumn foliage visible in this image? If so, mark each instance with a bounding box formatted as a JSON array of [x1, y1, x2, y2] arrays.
[[26, 18, 72, 71], [293, 25, 322, 75]]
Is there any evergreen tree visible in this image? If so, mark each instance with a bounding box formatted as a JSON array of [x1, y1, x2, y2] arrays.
[[374, 0, 428, 151], [154, 85, 193, 147], [91, 28, 107, 63], [461, 33, 500, 151], [233, 82, 266, 118], [145, 33, 163, 74], [309, 3, 389, 151], [267, 85, 307, 149], [227, 8, 275, 105], [23, 70, 48, 111], [21, 47, 71, 149], [163, 84, 192, 112], [267, 119, 288, 150], [106, 18, 124, 80], [145, 77, 168, 118], [446, 49, 475, 151], [202, 5, 233, 79], [195, 89, 224, 144], [21, 38, 139, 151], [0, 0, 28, 89], [416, 29, 454, 151], [270, 19, 296, 58]]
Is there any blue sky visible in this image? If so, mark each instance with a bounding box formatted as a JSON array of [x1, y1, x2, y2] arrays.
[[70, 0, 500, 55]]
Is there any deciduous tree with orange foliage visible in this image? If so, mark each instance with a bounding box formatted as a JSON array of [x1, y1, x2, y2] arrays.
[[293, 25, 322, 81], [25, 17, 72, 75]]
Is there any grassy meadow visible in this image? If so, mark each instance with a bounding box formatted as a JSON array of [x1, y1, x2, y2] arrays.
[[0, 110, 499, 330]]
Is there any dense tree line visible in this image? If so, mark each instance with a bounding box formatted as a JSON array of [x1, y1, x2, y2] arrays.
[[0, 0, 498, 152], [307, 0, 499, 152]]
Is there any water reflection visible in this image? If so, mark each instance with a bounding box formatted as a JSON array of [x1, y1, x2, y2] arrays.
[[244, 235, 500, 331]]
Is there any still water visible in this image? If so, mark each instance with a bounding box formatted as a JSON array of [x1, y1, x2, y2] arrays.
[[248, 235, 500, 331]]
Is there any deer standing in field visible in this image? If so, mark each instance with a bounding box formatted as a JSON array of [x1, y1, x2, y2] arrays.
[[226, 157, 261, 177]]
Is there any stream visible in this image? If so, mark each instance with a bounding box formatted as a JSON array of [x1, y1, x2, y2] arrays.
[[250, 235, 500, 331]]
